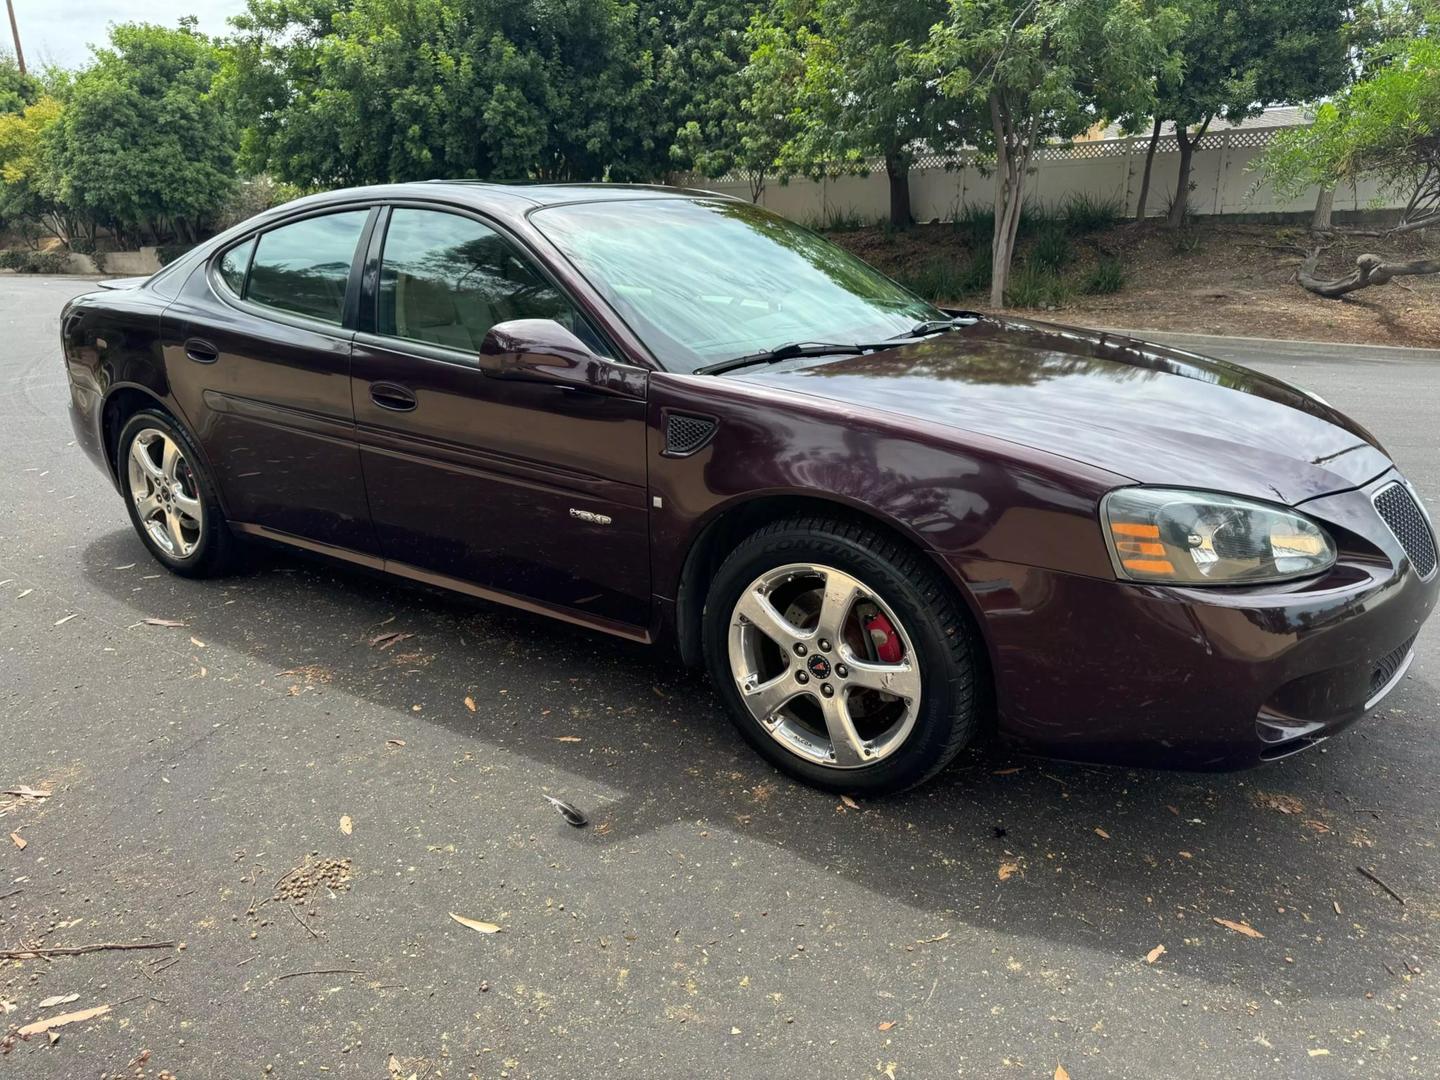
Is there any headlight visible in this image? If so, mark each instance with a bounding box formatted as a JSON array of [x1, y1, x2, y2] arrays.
[[1102, 487, 1336, 585]]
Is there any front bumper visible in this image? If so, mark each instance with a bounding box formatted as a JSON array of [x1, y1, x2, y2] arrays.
[[972, 471, 1438, 769]]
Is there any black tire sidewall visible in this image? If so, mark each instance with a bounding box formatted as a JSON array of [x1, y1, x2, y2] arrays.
[[117, 409, 230, 577], [703, 523, 976, 794]]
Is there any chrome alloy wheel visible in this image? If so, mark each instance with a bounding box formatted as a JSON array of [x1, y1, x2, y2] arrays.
[[727, 563, 922, 769], [127, 428, 204, 559]]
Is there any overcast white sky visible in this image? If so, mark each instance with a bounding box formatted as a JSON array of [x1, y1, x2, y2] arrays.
[[6, 0, 247, 71]]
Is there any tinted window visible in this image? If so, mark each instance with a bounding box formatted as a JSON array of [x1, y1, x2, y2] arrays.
[[247, 211, 369, 324], [378, 208, 600, 354], [218, 238, 252, 297], [530, 199, 939, 373]]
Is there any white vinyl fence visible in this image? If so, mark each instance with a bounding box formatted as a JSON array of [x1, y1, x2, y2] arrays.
[[693, 126, 1404, 224]]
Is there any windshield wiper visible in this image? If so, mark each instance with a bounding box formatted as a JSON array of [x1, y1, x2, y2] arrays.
[[894, 314, 980, 339], [694, 341, 874, 376]]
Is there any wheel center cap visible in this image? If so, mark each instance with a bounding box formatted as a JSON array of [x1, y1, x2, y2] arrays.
[[806, 655, 831, 680]]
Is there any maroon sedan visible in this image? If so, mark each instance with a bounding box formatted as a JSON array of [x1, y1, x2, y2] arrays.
[[61, 184, 1437, 793]]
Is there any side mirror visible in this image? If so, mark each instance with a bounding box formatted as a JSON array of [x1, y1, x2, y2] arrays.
[[478, 319, 616, 393]]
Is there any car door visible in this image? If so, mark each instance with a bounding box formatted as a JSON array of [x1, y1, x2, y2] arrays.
[[161, 206, 380, 555], [349, 204, 651, 632]]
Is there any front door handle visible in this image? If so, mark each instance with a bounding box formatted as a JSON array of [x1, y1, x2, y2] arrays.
[[183, 337, 219, 364], [370, 382, 418, 412]]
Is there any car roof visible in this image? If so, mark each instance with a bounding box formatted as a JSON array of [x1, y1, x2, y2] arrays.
[[282, 180, 740, 222]]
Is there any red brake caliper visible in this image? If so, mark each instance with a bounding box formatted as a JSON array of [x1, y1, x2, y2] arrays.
[[862, 612, 903, 663]]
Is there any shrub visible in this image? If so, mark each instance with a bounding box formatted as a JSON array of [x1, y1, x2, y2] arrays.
[[0, 249, 71, 273], [1029, 225, 1072, 272], [897, 257, 966, 302], [156, 243, 196, 266], [950, 203, 994, 247], [1005, 264, 1070, 308], [1081, 255, 1128, 295], [959, 243, 993, 293], [1061, 192, 1122, 234]]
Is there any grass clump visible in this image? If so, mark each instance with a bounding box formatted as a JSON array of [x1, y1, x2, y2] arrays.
[[1029, 225, 1072, 272], [1080, 255, 1128, 295], [1061, 192, 1123, 234], [1006, 264, 1070, 309]]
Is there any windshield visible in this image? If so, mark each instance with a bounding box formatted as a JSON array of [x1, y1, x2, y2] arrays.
[[529, 198, 942, 374]]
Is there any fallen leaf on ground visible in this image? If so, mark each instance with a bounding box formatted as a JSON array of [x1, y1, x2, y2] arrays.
[[38, 993, 79, 1009], [190, 636, 206, 648], [3, 786, 51, 800], [386, 739, 406, 748], [1256, 791, 1304, 815], [449, 912, 501, 934], [10, 832, 26, 850], [993, 766, 1023, 775], [1178, 851, 1193, 859], [464, 696, 476, 712], [1213, 917, 1263, 939], [1055, 1067, 1071, 1080], [840, 794, 860, 810], [53, 614, 78, 626], [18, 1003, 110, 1038], [369, 630, 412, 650], [544, 795, 589, 827], [552, 736, 582, 743], [16, 589, 33, 599], [0, 999, 15, 1015], [339, 815, 353, 836], [878, 1020, 896, 1031], [113, 563, 136, 570], [998, 861, 1020, 881], [1308, 1049, 1330, 1057], [144, 618, 185, 628], [1145, 944, 1166, 964], [1094, 827, 1111, 840]]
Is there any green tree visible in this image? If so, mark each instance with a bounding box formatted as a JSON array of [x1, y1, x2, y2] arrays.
[[1135, 0, 1349, 227], [1260, 25, 1439, 295], [44, 20, 235, 244], [658, 0, 768, 187], [225, 0, 671, 186], [0, 95, 64, 242], [923, 0, 1180, 305], [762, 0, 970, 228], [0, 54, 39, 114]]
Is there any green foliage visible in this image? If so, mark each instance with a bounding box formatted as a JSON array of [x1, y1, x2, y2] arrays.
[[950, 203, 996, 247], [1261, 34, 1439, 203], [0, 57, 41, 114], [1080, 255, 1128, 294], [224, 0, 671, 186], [0, 248, 71, 272], [1028, 225, 1072, 271], [1061, 192, 1123, 234], [1006, 264, 1070, 307], [44, 22, 235, 244], [807, 205, 874, 232], [155, 243, 197, 266]]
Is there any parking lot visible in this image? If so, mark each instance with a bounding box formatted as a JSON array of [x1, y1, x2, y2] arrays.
[[2, 274, 1439, 1078]]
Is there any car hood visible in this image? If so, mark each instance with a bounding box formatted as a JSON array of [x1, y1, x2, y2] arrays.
[[731, 316, 1392, 506]]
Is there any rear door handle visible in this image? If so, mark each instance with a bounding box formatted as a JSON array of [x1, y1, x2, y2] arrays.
[[370, 382, 417, 412], [184, 337, 219, 364]]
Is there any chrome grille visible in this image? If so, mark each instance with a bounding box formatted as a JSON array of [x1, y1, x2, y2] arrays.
[[1374, 482, 1436, 578]]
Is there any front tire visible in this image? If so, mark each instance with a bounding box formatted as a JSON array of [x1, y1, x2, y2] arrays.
[[702, 516, 980, 795], [118, 409, 237, 578]]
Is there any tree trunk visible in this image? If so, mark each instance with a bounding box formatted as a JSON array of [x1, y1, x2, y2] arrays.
[[1311, 186, 1335, 231], [1166, 117, 1210, 230], [987, 91, 1032, 308], [885, 153, 912, 230], [1134, 117, 1162, 223], [1299, 249, 1440, 298], [748, 170, 766, 204]]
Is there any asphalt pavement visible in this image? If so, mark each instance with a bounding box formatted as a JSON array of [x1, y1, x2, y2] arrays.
[[2, 274, 1438, 1078]]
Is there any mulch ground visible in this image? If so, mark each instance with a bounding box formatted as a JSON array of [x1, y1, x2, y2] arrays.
[[830, 220, 1440, 348]]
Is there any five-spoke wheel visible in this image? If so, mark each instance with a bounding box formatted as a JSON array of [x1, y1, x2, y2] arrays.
[[728, 563, 922, 768], [705, 516, 980, 794], [127, 428, 204, 559]]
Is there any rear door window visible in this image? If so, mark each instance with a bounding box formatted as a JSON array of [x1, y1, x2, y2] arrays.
[[245, 211, 370, 325]]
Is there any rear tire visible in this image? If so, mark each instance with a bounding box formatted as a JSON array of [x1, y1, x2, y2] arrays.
[[702, 516, 980, 795], [117, 408, 238, 578]]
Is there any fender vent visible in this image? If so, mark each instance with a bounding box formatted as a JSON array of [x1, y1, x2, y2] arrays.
[[665, 412, 717, 456]]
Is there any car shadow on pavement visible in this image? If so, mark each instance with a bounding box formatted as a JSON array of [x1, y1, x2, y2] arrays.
[[81, 528, 1431, 1002]]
